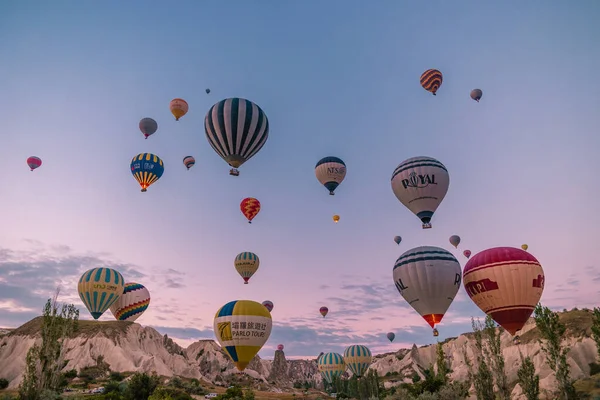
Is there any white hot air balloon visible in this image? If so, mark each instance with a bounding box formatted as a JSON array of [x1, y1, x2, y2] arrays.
[[392, 246, 462, 332], [391, 156, 449, 229], [109, 282, 151, 322], [315, 156, 346, 195]]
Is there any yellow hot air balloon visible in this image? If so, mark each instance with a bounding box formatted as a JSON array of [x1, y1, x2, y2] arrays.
[[170, 98, 188, 121], [78, 268, 125, 320], [234, 252, 259, 284], [521, 244, 529, 251], [333, 215, 340, 223], [343, 345, 372, 378], [214, 300, 272, 371]]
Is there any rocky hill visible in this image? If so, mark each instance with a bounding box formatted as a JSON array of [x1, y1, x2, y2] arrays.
[[0, 310, 597, 399]]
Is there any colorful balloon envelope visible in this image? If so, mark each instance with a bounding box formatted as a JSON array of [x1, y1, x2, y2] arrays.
[[449, 235, 461, 248], [240, 197, 261, 223], [387, 332, 395, 342], [262, 300, 273, 312], [470, 89, 483, 102], [78, 267, 125, 320], [319, 306, 329, 317], [109, 282, 151, 322], [315, 157, 346, 195], [130, 153, 164, 192], [463, 250, 472, 259], [204, 98, 269, 176], [317, 352, 346, 384], [169, 98, 188, 121], [332, 215, 340, 223], [463, 247, 545, 335], [343, 345, 372, 378], [234, 252, 259, 284], [277, 344, 284, 351], [27, 156, 42, 171], [420, 69, 443, 95], [391, 156, 449, 229], [393, 246, 462, 329], [139, 118, 158, 139], [183, 156, 195, 170], [394, 236, 402, 245], [213, 300, 272, 372]]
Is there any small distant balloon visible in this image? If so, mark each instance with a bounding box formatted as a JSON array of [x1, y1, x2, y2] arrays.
[[320, 306, 329, 317], [420, 69, 443, 95], [130, 153, 164, 192], [315, 157, 346, 195], [241, 197, 261, 223], [262, 300, 273, 312], [463, 250, 472, 259], [394, 236, 402, 245], [333, 215, 340, 223], [277, 344, 284, 351], [521, 244, 529, 251], [234, 252, 259, 284], [183, 156, 195, 170], [170, 98, 189, 121], [387, 332, 395, 342], [206, 88, 211, 94], [27, 156, 42, 171], [449, 235, 461, 248], [470, 89, 483, 102], [139, 118, 158, 139]]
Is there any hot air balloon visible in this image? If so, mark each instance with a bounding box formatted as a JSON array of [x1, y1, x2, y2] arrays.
[[130, 153, 164, 192], [169, 98, 188, 121], [333, 215, 340, 223], [391, 156, 450, 229], [213, 300, 272, 371], [277, 344, 284, 351], [109, 282, 151, 322], [463, 247, 544, 335], [240, 198, 261, 223], [320, 306, 329, 317], [463, 250, 472, 259], [343, 345, 372, 378], [183, 156, 195, 170], [27, 156, 42, 171], [394, 236, 402, 245], [449, 235, 461, 248], [139, 118, 158, 139], [393, 246, 462, 330], [234, 252, 259, 284], [317, 352, 346, 384], [470, 89, 483, 102], [206, 88, 211, 94], [521, 244, 529, 251], [315, 157, 346, 195], [387, 332, 395, 342], [205, 98, 269, 176], [420, 69, 443, 95], [262, 300, 273, 312], [78, 268, 125, 320]]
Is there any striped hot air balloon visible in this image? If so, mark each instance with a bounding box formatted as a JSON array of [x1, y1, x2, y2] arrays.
[[315, 156, 346, 195], [240, 197, 261, 223], [213, 300, 272, 371], [183, 156, 195, 170], [78, 268, 125, 320], [109, 282, 151, 322], [463, 247, 545, 335], [262, 300, 273, 312], [420, 69, 443, 95], [170, 98, 188, 121], [393, 246, 462, 330], [204, 98, 269, 176], [343, 345, 372, 378], [391, 156, 450, 229], [139, 118, 158, 139], [234, 252, 259, 284], [27, 156, 42, 171], [130, 153, 164, 192], [317, 352, 346, 384]]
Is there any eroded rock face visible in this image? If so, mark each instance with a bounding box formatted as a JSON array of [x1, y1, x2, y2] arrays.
[[0, 311, 596, 398]]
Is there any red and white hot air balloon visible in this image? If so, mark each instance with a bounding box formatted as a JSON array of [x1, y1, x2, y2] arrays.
[[463, 250, 472, 259], [27, 156, 42, 171], [463, 247, 545, 335]]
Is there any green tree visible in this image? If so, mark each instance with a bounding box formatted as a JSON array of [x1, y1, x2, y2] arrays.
[[18, 290, 79, 400], [470, 317, 495, 400], [0, 379, 8, 389], [483, 316, 510, 400], [592, 307, 600, 361], [533, 304, 577, 399], [148, 387, 193, 400], [435, 342, 450, 383], [517, 351, 540, 400], [125, 372, 160, 400]]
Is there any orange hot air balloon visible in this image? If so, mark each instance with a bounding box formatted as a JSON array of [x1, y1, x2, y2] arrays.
[[463, 247, 545, 335], [169, 98, 188, 121], [332, 215, 340, 223], [240, 197, 261, 223]]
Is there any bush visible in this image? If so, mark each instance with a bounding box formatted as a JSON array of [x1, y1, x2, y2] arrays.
[[0, 379, 8, 389], [109, 372, 124, 382], [148, 387, 193, 400], [63, 369, 78, 379], [590, 363, 600, 376]]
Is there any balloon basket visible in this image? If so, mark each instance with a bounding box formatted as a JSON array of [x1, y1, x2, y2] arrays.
[[229, 168, 240, 176], [422, 223, 432, 229]]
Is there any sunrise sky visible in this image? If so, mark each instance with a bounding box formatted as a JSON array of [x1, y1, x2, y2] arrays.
[[1, 1, 599, 359]]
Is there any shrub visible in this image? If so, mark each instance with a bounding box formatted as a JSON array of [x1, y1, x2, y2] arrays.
[[0, 379, 8, 390]]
